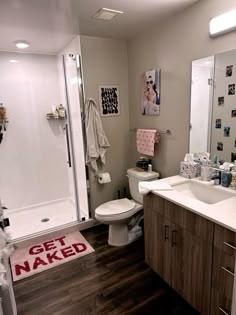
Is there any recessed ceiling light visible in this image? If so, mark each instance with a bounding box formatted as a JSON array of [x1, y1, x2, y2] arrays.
[[92, 8, 124, 21], [9, 60, 19, 63], [15, 41, 30, 49]]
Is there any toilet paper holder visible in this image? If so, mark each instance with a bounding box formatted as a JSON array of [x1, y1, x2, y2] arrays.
[[98, 172, 111, 184]]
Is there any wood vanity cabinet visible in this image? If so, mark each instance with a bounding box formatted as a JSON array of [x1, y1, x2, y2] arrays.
[[144, 194, 214, 315], [211, 224, 236, 315]]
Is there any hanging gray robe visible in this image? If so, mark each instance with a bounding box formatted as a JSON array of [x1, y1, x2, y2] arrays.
[[85, 98, 110, 173]]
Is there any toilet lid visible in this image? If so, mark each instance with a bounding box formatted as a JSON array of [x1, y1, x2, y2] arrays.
[[96, 198, 136, 216]]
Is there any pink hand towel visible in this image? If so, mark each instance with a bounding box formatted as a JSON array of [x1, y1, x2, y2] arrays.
[[136, 129, 160, 156]]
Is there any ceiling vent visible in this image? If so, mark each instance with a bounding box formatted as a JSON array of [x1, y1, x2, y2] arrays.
[[92, 8, 123, 21]]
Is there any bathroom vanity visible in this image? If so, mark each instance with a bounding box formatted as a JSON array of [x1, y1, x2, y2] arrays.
[[144, 176, 236, 315]]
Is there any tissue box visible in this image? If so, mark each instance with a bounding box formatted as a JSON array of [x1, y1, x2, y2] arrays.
[[180, 161, 200, 179]]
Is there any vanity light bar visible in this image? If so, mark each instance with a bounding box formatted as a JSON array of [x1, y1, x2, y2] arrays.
[[209, 8, 236, 37]]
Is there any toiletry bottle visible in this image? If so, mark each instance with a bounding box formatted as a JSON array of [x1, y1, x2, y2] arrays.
[[231, 161, 236, 189], [58, 104, 66, 118], [148, 164, 152, 172], [201, 159, 210, 181], [221, 166, 232, 188]]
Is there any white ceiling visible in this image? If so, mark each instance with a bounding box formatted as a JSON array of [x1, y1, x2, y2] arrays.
[[0, 0, 79, 54], [76, 0, 199, 40], [0, 0, 199, 54]]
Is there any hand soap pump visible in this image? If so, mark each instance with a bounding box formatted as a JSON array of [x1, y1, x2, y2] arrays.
[[231, 161, 236, 189], [221, 165, 232, 188]]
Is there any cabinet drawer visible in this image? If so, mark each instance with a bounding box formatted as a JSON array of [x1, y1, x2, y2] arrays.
[[212, 247, 234, 300], [164, 200, 183, 226], [183, 209, 214, 243], [214, 224, 236, 254], [211, 288, 232, 315], [144, 194, 165, 216]]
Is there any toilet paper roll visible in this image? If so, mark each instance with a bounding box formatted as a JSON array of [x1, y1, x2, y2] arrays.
[[98, 172, 111, 184]]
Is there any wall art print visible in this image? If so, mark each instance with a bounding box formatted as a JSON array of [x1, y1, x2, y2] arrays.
[[98, 85, 120, 117], [226, 65, 233, 77], [142, 69, 161, 116]]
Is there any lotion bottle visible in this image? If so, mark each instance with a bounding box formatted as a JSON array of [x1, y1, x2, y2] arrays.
[[231, 161, 236, 189], [221, 166, 232, 188]]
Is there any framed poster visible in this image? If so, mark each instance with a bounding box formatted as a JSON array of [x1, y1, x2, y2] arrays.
[[141, 69, 161, 116], [98, 85, 120, 117]]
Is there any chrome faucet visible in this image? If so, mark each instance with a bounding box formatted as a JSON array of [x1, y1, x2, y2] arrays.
[[210, 171, 221, 185]]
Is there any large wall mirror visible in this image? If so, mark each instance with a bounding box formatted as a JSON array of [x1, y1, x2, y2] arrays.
[[190, 49, 236, 163]]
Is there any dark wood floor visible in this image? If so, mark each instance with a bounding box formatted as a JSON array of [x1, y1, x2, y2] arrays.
[[14, 225, 199, 315]]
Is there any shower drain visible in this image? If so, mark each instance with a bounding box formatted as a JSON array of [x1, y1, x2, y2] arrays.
[[41, 218, 50, 223]]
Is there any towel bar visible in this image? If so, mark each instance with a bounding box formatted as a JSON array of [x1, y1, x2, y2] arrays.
[[129, 128, 171, 135]]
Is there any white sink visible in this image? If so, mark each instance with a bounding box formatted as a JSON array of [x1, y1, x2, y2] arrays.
[[172, 181, 235, 204]]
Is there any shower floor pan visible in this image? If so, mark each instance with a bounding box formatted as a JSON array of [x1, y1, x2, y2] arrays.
[[5, 198, 77, 241]]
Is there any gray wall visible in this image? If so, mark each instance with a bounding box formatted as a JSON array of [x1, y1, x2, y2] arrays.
[[80, 0, 236, 211], [127, 0, 236, 178], [80, 36, 130, 212]]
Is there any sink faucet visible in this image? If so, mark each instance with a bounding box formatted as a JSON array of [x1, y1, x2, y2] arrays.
[[210, 172, 221, 185]]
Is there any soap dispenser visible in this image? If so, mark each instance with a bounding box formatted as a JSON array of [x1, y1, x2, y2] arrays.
[[231, 161, 236, 189], [221, 166, 232, 188]]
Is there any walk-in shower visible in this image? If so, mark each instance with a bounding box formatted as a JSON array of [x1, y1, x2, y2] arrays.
[[0, 51, 89, 241]]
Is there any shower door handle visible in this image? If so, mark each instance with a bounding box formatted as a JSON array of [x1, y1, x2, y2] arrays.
[[64, 124, 72, 168]]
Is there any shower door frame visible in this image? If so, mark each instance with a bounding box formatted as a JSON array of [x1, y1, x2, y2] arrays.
[[3, 52, 95, 244], [62, 55, 80, 219]]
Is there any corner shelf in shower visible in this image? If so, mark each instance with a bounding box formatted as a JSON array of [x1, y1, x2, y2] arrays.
[[46, 114, 66, 120]]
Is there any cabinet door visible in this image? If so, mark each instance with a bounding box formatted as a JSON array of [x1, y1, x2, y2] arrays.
[[163, 217, 171, 285], [182, 229, 212, 315], [144, 207, 165, 276], [169, 221, 183, 296], [162, 218, 183, 294]]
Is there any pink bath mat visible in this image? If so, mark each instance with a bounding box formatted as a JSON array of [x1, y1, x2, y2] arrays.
[[10, 231, 94, 281]]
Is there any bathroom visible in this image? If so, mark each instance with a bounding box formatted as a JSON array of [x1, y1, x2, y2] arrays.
[[1, 0, 236, 314]]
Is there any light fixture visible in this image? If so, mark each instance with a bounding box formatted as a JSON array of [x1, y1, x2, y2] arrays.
[[92, 8, 124, 21], [15, 41, 29, 49], [9, 60, 19, 63], [209, 8, 236, 37]]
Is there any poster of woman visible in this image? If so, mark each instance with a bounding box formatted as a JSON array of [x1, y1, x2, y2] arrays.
[[142, 69, 161, 115]]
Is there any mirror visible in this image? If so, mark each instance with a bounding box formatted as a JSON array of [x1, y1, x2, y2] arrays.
[[190, 50, 236, 163]]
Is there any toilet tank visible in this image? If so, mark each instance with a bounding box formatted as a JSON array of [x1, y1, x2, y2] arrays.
[[127, 168, 159, 204]]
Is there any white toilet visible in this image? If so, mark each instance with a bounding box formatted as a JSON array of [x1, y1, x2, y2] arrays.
[[95, 168, 159, 246]]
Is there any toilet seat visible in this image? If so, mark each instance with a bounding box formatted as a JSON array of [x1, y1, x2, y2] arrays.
[[96, 198, 136, 216], [95, 198, 142, 223]]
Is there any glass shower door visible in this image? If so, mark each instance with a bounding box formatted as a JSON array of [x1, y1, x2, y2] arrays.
[[0, 51, 87, 241]]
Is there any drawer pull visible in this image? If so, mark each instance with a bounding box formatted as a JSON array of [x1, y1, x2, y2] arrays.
[[224, 241, 236, 251], [172, 230, 177, 247], [218, 307, 230, 315], [164, 225, 169, 241], [221, 266, 235, 277]]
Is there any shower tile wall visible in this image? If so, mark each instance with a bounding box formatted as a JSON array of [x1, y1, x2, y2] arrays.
[[0, 52, 70, 210]]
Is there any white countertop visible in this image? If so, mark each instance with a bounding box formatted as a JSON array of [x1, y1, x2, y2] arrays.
[[151, 175, 236, 232]]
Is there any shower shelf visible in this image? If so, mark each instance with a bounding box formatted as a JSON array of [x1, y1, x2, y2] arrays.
[[46, 114, 66, 120]]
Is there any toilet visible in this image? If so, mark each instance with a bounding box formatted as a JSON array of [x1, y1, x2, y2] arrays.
[[95, 168, 159, 246]]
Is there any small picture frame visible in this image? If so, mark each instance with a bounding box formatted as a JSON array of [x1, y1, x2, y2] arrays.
[[228, 84, 235, 95], [218, 96, 224, 106], [215, 119, 221, 129], [217, 142, 223, 151], [224, 126, 230, 137], [231, 152, 236, 162], [232, 109, 236, 118], [226, 65, 233, 77], [98, 85, 120, 117]]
